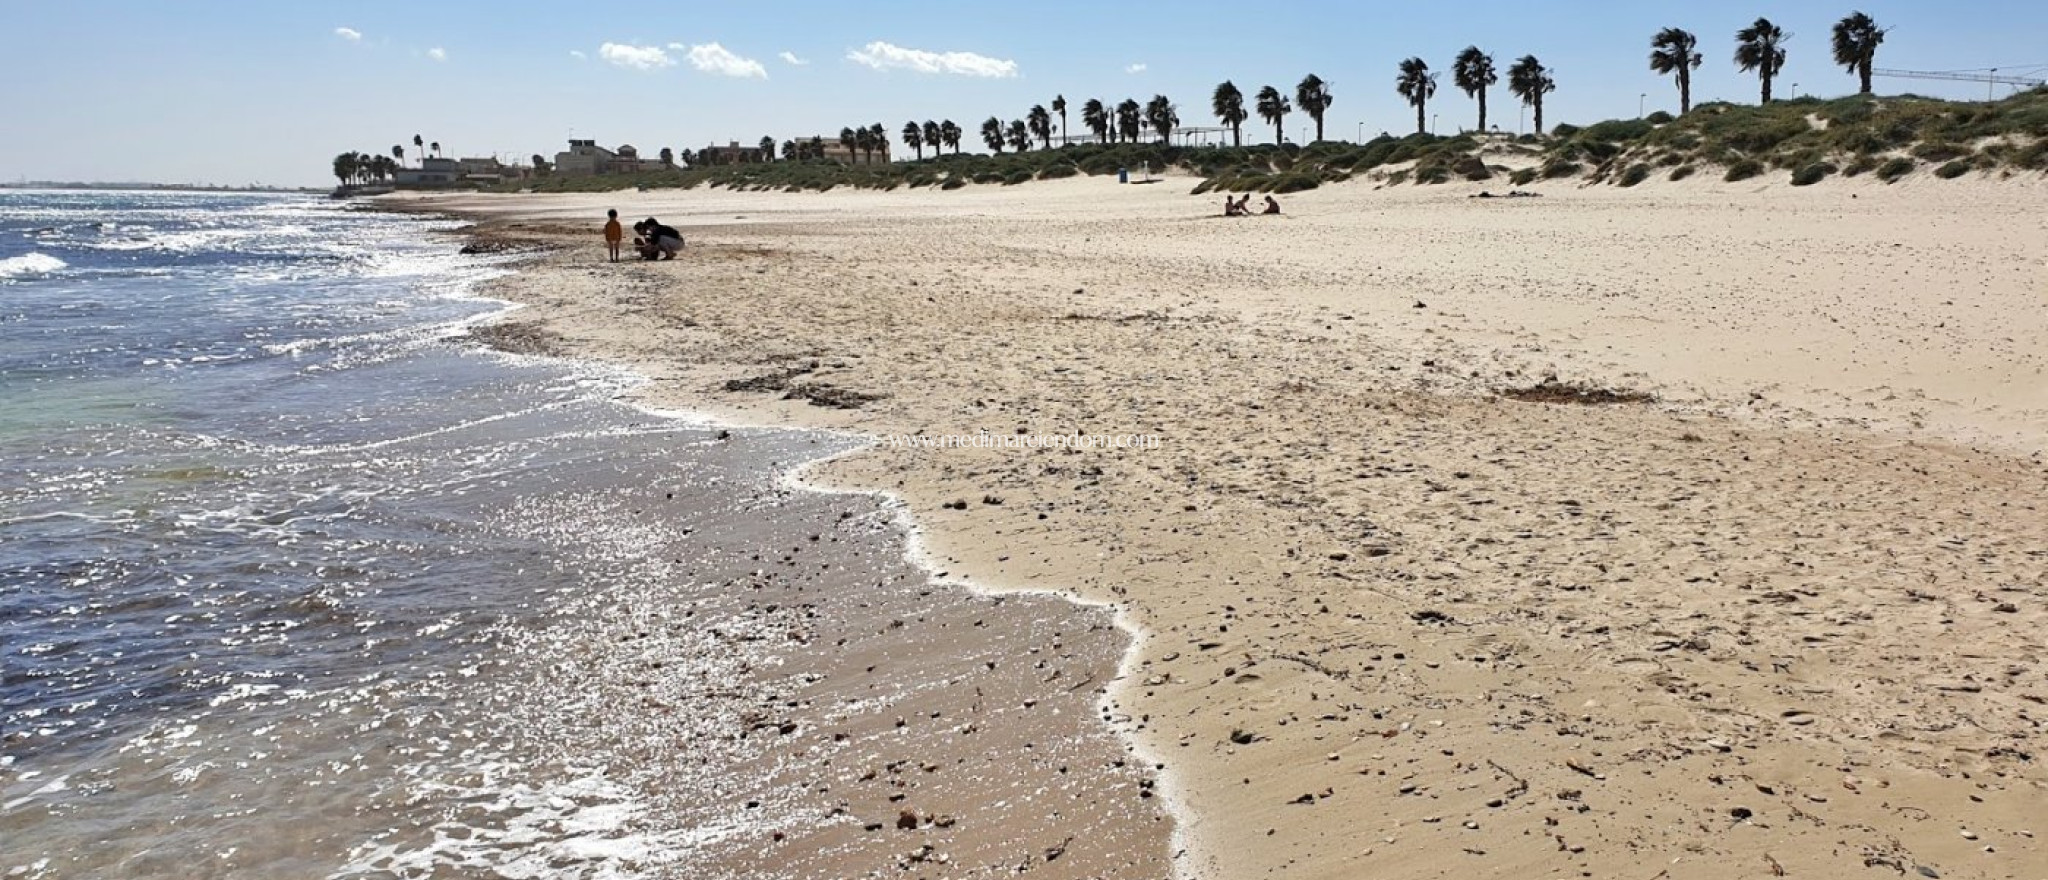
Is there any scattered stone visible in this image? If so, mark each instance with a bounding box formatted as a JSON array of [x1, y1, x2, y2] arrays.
[[896, 808, 918, 830]]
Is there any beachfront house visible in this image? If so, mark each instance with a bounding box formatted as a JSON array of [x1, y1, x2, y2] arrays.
[[553, 140, 615, 176], [607, 145, 668, 174], [696, 140, 771, 165], [393, 157, 461, 187], [818, 138, 888, 166]]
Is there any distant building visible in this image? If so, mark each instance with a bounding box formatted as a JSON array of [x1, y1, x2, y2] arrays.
[[554, 140, 615, 176], [816, 138, 889, 166], [697, 140, 770, 165], [552, 140, 668, 175], [394, 157, 461, 187], [607, 145, 668, 174]]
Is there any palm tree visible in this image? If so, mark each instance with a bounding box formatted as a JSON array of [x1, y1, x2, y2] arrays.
[[855, 127, 874, 164], [1452, 47, 1498, 132], [1144, 94, 1178, 143], [1396, 58, 1437, 134], [531, 153, 549, 174], [923, 120, 941, 155], [1052, 95, 1069, 145], [1082, 99, 1110, 142], [1832, 11, 1886, 95], [759, 136, 776, 161], [868, 123, 888, 162], [1006, 119, 1031, 153], [412, 134, 424, 164], [903, 122, 925, 160], [981, 117, 1005, 153], [392, 144, 405, 166], [1735, 18, 1789, 103], [839, 127, 858, 163], [1255, 85, 1290, 144], [1212, 81, 1247, 147], [1296, 74, 1333, 142], [1507, 56, 1556, 135], [1028, 104, 1053, 149], [939, 120, 962, 155], [1649, 27, 1703, 115], [1113, 99, 1139, 144], [430, 141, 441, 158], [333, 152, 356, 185], [659, 146, 674, 166]]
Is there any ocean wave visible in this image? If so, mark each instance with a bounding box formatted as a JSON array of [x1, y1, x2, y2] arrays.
[[0, 252, 67, 279]]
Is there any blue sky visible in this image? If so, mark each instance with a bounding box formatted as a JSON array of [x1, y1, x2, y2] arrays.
[[3, 1, 2043, 186]]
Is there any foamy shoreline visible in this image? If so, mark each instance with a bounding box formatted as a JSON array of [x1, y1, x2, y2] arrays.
[[391, 175, 2046, 880]]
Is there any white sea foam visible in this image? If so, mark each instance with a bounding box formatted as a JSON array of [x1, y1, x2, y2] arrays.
[[0, 252, 67, 279]]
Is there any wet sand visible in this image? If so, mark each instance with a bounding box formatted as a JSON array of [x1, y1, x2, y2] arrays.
[[392, 174, 2046, 880]]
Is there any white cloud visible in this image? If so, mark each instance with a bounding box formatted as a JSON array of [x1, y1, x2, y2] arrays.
[[426, 47, 447, 62], [569, 50, 587, 61], [334, 27, 362, 42], [779, 51, 809, 66], [1125, 62, 1147, 74], [846, 41, 1018, 78], [686, 43, 767, 78], [600, 42, 676, 70]]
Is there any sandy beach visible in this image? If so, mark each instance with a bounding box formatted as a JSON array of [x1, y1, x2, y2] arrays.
[[394, 173, 2046, 880]]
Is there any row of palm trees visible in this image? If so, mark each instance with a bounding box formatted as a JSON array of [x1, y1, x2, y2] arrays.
[[1652, 11, 1885, 114], [332, 151, 400, 185], [922, 9, 1887, 157]]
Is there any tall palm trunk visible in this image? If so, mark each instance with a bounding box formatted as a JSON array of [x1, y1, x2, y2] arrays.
[[1416, 103, 1425, 135], [1533, 96, 1544, 135], [1858, 61, 1872, 95], [1761, 73, 1773, 103], [1478, 91, 1488, 132], [1679, 70, 1692, 114]]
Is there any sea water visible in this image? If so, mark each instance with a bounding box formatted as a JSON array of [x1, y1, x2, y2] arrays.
[[0, 191, 1166, 879]]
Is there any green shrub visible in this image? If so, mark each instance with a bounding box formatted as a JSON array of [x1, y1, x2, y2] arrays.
[[1724, 158, 1766, 181], [1269, 173, 1321, 193], [1876, 157, 1915, 182], [1647, 111, 1676, 125], [1841, 156, 1880, 177], [1618, 164, 1652, 187], [1038, 164, 1078, 180], [1579, 119, 1656, 142], [1540, 159, 1581, 179], [1790, 162, 1836, 186], [2017, 141, 2048, 170], [1509, 167, 1539, 185], [1669, 164, 1697, 181], [940, 177, 968, 190], [1655, 151, 1686, 167], [1551, 123, 1582, 139], [1934, 160, 1971, 179], [1912, 142, 1969, 162]]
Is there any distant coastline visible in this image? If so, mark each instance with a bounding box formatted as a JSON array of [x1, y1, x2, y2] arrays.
[[0, 181, 324, 194]]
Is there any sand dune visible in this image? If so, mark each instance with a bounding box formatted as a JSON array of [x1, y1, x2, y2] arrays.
[[393, 173, 2046, 879]]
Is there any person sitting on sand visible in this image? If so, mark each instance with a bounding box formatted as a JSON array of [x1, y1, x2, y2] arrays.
[[603, 209, 624, 263], [1222, 195, 1242, 217], [1261, 195, 1281, 215], [1232, 194, 1253, 216], [643, 218, 684, 260]]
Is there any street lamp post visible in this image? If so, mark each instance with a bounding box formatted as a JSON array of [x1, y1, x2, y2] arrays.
[[1357, 121, 1365, 143], [1638, 93, 1646, 118]]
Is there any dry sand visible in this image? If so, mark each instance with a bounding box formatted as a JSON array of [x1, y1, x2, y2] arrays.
[[392, 172, 2047, 880]]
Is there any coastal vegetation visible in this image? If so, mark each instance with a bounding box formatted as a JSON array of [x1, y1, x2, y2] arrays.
[[496, 86, 2045, 195], [433, 11, 2043, 195]]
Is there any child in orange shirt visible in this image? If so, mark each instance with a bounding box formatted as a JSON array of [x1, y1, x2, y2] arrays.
[[602, 209, 624, 262]]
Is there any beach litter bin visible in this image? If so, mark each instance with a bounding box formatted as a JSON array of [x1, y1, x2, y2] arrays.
[[1118, 167, 1129, 184]]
